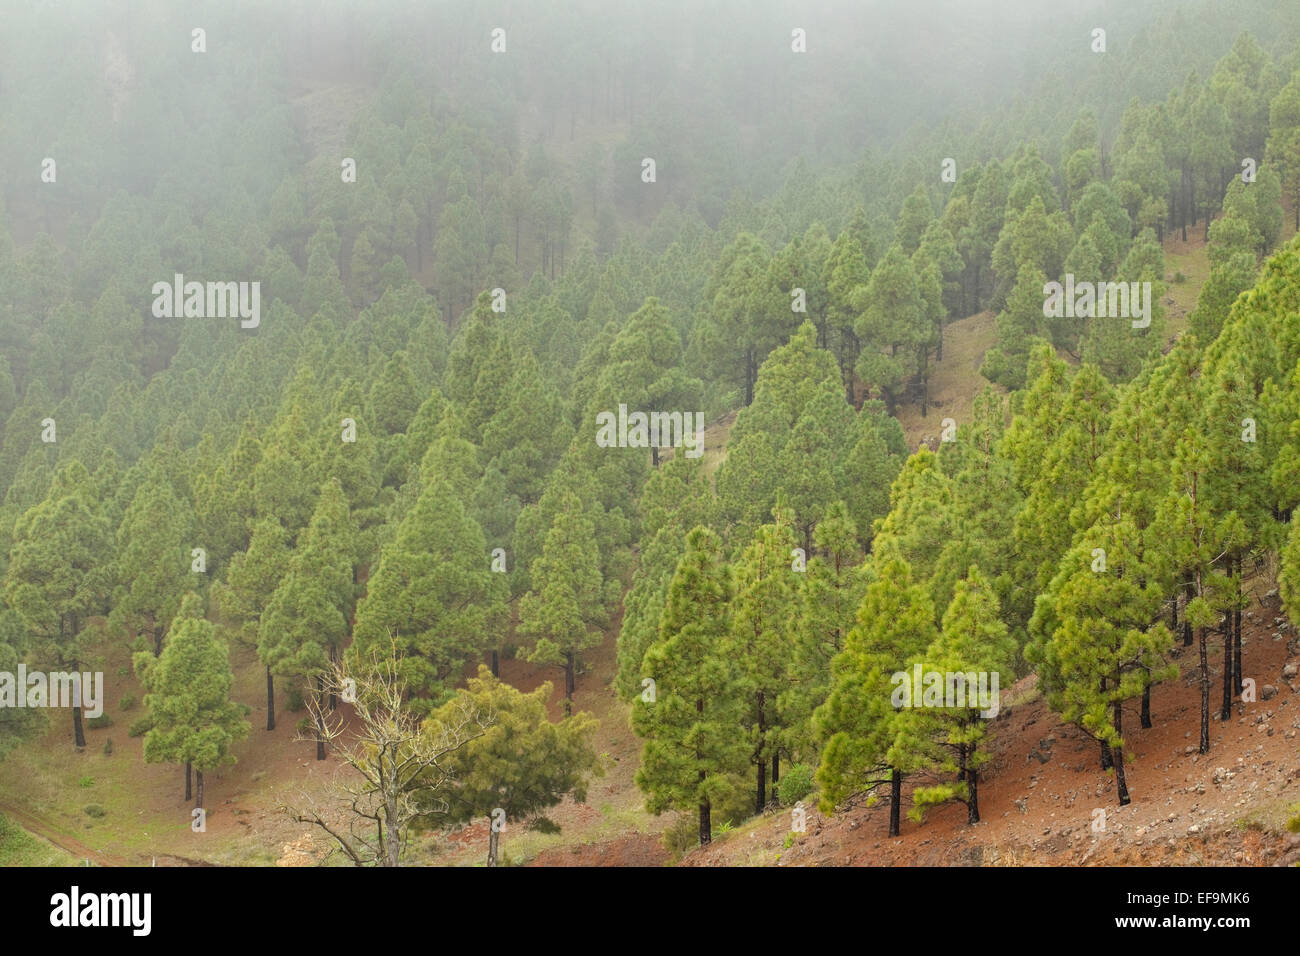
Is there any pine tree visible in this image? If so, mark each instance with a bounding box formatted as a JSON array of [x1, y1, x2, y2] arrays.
[[903, 566, 1016, 824], [1156, 424, 1243, 755], [431, 667, 602, 866], [259, 481, 357, 756], [518, 494, 604, 711], [1033, 511, 1176, 804], [727, 510, 801, 811], [786, 502, 867, 764], [135, 594, 250, 807], [4, 461, 112, 749], [814, 556, 937, 837], [351, 475, 506, 711], [111, 466, 194, 657], [212, 517, 288, 729], [632, 527, 745, 846]]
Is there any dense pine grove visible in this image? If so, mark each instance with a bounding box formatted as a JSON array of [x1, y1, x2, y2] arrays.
[[3, 0, 1300, 863]]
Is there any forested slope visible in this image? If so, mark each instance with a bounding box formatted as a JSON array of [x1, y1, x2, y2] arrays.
[[2, 0, 1300, 865]]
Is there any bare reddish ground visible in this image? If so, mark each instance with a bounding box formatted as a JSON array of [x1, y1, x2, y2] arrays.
[[683, 588, 1300, 867]]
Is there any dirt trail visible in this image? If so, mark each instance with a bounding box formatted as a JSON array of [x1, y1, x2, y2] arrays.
[[0, 801, 132, 867]]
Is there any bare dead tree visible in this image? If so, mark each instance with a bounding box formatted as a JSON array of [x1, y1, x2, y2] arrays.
[[280, 644, 494, 866]]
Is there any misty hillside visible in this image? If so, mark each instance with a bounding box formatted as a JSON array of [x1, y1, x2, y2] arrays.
[[1, 0, 1299, 881]]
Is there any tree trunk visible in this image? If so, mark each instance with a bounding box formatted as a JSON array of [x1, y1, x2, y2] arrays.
[[1199, 625, 1210, 754], [73, 703, 86, 750], [329, 646, 338, 711], [315, 676, 327, 761], [490, 649, 500, 678], [1140, 678, 1152, 729], [487, 820, 499, 867], [564, 651, 575, 712], [195, 769, 204, 810], [1107, 733, 1128, 806], [152, 619, 163, 657], [1221, 618, 1233, 721], [698, 769, 711, 846], [1100, 737, 1112, 770], [771, 751, 779, 794], [889, 768, 902, 837], [266, 666, 275, 731], [967, 768, 979, 824], [185, 762, 192, 801], [755, 691, 766, 813], [1183, 583, 1195, 646], [1232, 561, 1243, 697]]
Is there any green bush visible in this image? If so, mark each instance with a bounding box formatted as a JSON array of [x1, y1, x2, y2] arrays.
[[778, 763, 816, 805], [295, 717, 314, 736], [127, 716, 153, 738], [83, 805, 106, 819], [661, 815, 699, 860], [77, 776, 94, 788], [86, 713, 113, 729], [286, 687, 304, 711], [119, 694, 137, 711], [1173, 270, 1187, 283], [102, 738, 114, 756]]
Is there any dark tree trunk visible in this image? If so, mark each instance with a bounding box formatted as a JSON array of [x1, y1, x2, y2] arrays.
[[185, 762, 192, 801], [73, 703, 86, 750], [755, 691, 766, 812], [487, 820, 499, 867], [1232, 560, 1243, 697], [1100, 737, 1112, 770], [1112, 698, 1130, 805], [490, 649, 500, 678], [564, 651, 575, 700], [1141, 678, 1152, 729], [957, 742, 967, 781], [889, 768, 902, 837], [1199, 625, 1210, 754], [771, 751, 779, 794], [152, 620, 163, 657], [967, 768, 980, 823], [1221, 618, 1233, 721], [266, 666, 275, 731], [195, 769, 204, 810], [1183, 583, 1195, 646]]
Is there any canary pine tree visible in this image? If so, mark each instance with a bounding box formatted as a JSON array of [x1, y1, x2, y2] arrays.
[[814, 556, 937, 837], [135, 594, 250, 807], [259, 480, 357, 757], [632, 527, 745, 847], [727, 509, 801, 811], [903, 566, 1016, 824]]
